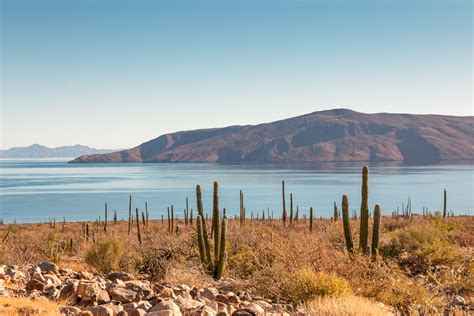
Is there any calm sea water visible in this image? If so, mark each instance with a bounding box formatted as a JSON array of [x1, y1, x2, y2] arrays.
[[0, 159, 472, 223]]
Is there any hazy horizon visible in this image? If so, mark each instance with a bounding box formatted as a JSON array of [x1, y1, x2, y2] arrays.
[[1, 0, 472, 149]]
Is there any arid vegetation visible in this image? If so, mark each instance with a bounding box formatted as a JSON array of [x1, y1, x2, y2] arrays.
[[0, 167, 472, 315]]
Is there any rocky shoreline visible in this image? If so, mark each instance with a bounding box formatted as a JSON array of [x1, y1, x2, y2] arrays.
[[0, 262, 298, 316]]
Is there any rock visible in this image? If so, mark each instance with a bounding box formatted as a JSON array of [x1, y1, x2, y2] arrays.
[[79, 312, 94, 316], [136, 300, 152, 311], [175, 296, 204, 310], [97, 290, 111, 304], [79, 271, 95, 280], [125, 280, 154, 300], [149, 299, 182, 316], [87, 305, 114, 316], [108, 286, 137, 303], [201, 288, 219, 301], [117, 312, 129, 316], [243, 304, 264, 316], [60, 280, 79, 300], [232, 309, 256, 316], [60, 306, 82, 315], [154, 284, 176, 299], [215, 294, 229, 305], [38, 261, 59, 273], [0, 266, 4, 276], [101, 302, 124, 314], [44, 273, 62, 287], [31, 271, 46, 282], [123, 302, 138, 309], [129, 309, 147, 316], [108, 272, 135, 282], [76, 280, 101, 301], [255, 301, 272, 310], [452, 295, 466, 306], [193, 305, 217, 316], [226, 292, 240, 305], [25, 279, 45, 292]]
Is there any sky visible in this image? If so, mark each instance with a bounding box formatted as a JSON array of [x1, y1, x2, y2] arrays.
[[0, 0, 472, 149]]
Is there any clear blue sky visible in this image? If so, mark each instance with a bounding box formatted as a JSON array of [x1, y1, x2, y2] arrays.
[[1, 0, 472, 149]]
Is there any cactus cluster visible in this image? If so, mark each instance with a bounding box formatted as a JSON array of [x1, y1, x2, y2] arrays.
[[196, 182, 227, 279], [342, 166, 381, 258]]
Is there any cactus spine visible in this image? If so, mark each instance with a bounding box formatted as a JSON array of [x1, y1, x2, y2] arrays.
[[372, 204, 381, 257], [342, 195, 354, 254], [359, 166, 369, 251], [196, 185, 211, 264]]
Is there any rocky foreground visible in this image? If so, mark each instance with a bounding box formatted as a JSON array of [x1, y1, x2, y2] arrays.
[[0, 262, 299, 316]]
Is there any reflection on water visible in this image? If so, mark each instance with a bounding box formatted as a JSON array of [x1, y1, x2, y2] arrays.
[[0, 159, 472, 223]]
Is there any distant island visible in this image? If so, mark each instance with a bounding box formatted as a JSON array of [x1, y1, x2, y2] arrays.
[[71, 109, 474, 164], [0, 144, 118, 158]]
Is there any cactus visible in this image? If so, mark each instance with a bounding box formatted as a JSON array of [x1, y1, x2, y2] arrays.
[[196, 215, 207, 264], [309, 207, 314, 232], [103, 203, 108, 232], [212, 181, 220, 269], [342, 195, 354, 254], [372, 204, 381, 257], [128, 195, 132, 235], [333, 202, 338, 221], [282, 181, 287, 226], [171, 205, 174, 233], [239, 190, 245, 226], [196, 185, 211, 264], [290, 193, 293, 225], [214, 218, 227, 280], [145, 202, 149, 228], [443, 189, 447, 218], [359, 166, 369, 251], [167, 207, 171, 234], [135, 208, 142, 245]]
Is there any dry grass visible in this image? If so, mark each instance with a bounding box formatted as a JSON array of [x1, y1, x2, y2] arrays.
[[303, 295, 394, 315], [0, 296, 63, 316], [0, 215, 472, 313]]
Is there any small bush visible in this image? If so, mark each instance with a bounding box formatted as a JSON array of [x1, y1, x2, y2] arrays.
[[287, 268, 351, 305], [381, 220, 464, 273], [85, 238, 125, 274]]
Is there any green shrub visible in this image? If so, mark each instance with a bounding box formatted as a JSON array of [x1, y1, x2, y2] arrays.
[[381, 219, 464, 273], [287, 268, 351, 304], [85, 238, 125, 274]]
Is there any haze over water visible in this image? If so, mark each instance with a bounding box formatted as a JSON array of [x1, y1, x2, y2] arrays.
[[0, 159, 472, 223]]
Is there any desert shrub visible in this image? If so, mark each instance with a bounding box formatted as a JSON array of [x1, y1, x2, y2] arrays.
[[136, 246, 174, 280], [252, 265, 351, 306], [227, 244, 261, 278], [85, 238, 125, 274], [287, 268, 351, 304], [380, 219, 464, 273]]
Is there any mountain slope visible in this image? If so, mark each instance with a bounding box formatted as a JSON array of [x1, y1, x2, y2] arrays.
[[71, 109, 474, 163], [0, 144, 117, 158]]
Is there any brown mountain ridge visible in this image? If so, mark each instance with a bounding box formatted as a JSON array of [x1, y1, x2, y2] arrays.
[[70, 109, 474, 163]]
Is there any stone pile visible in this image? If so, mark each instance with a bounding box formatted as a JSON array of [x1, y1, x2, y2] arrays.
[[0, 262, 298, 316]]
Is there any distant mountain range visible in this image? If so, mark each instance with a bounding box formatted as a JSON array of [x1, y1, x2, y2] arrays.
[[71, 109, 474, 164], [0, 144, 117, 158]]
